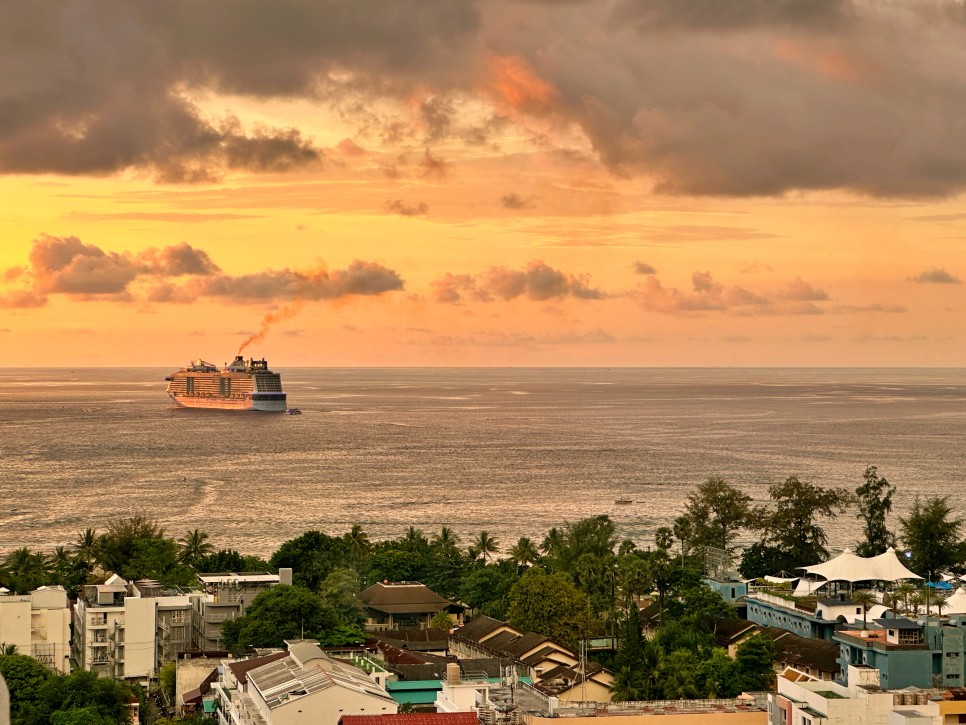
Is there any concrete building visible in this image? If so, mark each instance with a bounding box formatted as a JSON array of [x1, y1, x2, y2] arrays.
[[0, 585, 71, 673], [770, 664, 899, 725], [212, 640, 396, 725], [72, 575, 199, 680], [193, 570, 290, 651]]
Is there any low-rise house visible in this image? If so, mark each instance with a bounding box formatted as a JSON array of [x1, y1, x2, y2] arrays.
[[359, 582, 465, 632], [0, 585, 71, 673], [192, 569, 291, 651], [340, 713, 478, 725], [212, 640, 396, 725], [371, 628, 450, 657]]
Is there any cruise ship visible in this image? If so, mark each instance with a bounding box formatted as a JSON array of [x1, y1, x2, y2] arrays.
[[165, 356, 288, 411]]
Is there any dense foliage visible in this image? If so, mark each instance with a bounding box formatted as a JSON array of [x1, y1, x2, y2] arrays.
[[0, 654, 134, 725]]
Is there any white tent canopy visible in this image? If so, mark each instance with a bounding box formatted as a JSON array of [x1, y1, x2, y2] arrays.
[[802, 547, 922, 585], [944, 588, 966, 615]]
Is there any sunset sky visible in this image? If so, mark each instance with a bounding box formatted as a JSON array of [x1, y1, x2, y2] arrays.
[[3, 0, 966, 366]]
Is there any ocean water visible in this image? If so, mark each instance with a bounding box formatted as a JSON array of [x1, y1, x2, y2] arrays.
[[0, 367, 964, 558]]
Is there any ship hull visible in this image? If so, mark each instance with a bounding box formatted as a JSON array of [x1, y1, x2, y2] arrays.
[[168, 393, 287, 412]]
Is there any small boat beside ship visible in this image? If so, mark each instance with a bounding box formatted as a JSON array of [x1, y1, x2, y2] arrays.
[[165, 355, 288, 412]]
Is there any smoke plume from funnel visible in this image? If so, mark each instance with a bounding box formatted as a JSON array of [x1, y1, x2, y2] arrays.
[[238, 301, 305, 355]]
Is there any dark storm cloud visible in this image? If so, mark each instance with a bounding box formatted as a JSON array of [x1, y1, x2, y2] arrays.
[[482, 0, 966, 197], [0, 1, 479, 179], [610, 0, 852, 32], [432, 261, 605, 303], [908, 267, 962, 284], [10, 0, 966, 198], [3, 235, 404, 306], [633, 261, 657, 275]]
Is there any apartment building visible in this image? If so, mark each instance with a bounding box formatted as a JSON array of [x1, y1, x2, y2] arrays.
[[0, 585, 71, 673], [192, 569, 291, 652]]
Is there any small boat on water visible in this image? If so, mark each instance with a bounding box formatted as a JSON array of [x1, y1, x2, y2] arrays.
[[614, 498, 633, 505], [286, 408, 302, 415]]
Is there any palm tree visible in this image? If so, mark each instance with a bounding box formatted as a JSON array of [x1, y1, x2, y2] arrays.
[[509, 537, 540, 568], [2, 644, 17, 656], [73, 527, 100, 567], [473, 531, 499, 563], [404, 526, 427, 547], [343, 524, 371, 569], [909, 591, 926, 616], [896, 582, 917, 614], [852, 590, 877, 629], [432, 527, 460, 555], [177, 529, 214, 565], [541, 527, 564, 559], [4, 547, 50, 594]]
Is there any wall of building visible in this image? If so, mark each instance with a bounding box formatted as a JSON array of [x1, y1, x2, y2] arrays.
[[124, 597, 158, 679], [530, 713, 766, 725]]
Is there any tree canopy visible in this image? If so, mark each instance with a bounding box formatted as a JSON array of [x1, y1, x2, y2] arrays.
[[506, 570, 595, 650]]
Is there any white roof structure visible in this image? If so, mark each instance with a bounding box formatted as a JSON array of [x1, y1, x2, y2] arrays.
[[802, 547, 921, 584], [944, 588, 966, 615]]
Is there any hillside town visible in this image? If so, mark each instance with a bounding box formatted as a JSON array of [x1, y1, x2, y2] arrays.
[[4, 473, 966, 725]]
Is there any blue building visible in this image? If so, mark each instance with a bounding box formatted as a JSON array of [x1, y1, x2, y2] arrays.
[[835, 617, 966, 690]]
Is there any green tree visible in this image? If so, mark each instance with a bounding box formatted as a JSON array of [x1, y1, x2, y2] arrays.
[[472, 530, 499, 562], [732, 634, 777, 692], [158, 661, 177, 706], [614, 603, 643, 673], [0, 652, 53, 713], [431, 527, 460, 556], [681, 476, 753, 554], [98, 513, 166, 574], [319, 567, 365, 626], [196, 548, 246, 572], [221, 585, 339, 651], [35, 670, 133, 725], [506, 570, 594, 650], [654, 527, 674, 552], [756, 476, 852, 566], [737, 541, 799, 580], [368, 546, 429, 583], [3, 547, 51, 594], [177, 528, 215, 566], [122, 538, 194, 586], [73, 528, 102, 569], [269, 530, 352, 591], [509, 537, 540, 569], [900, 496, 964, 581], [459, 563, 519, 619], [343, 524, 372, 571], [852, 590, 877, 629], [855, 466, 897, 557], [431, 609, 454, 629]]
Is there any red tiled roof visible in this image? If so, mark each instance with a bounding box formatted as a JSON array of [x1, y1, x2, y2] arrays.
[[340, 714, 479, 725]]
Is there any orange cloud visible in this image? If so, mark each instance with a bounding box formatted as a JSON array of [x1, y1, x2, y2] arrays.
[[486, 55, 559, 114]]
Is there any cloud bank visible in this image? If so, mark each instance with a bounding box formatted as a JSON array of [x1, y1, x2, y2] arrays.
[[0, 235, 404, 308], [6, 1, 966, 196]]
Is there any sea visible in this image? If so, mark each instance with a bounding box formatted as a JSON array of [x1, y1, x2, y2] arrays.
[[0, 367, 964, 559]]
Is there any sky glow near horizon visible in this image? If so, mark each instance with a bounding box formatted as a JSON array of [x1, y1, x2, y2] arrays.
[[2, 0, 966, 366]]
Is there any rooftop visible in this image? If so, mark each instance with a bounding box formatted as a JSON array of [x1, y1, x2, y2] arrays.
[[359, 582, 456, 615]]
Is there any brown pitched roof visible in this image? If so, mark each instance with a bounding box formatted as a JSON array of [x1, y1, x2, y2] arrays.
[[758, 627, 841, 674], [452, 616, 510, 643], [503, 633, 551, 658], [712, 618, 761, 647], [227, 651, 288, 685], [359, 582, 456, 614]]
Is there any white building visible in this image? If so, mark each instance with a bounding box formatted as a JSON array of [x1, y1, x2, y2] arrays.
[[212, 640, 396, 725], [72, 574, 198, 680], [0, 585, 71, 673], [769, 664, 966, 725]]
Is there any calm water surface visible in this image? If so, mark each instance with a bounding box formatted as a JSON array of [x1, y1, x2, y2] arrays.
[[0, 368, 963, 557]]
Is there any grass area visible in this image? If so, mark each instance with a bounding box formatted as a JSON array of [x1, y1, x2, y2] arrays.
[[814, 691, 846, 699]]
